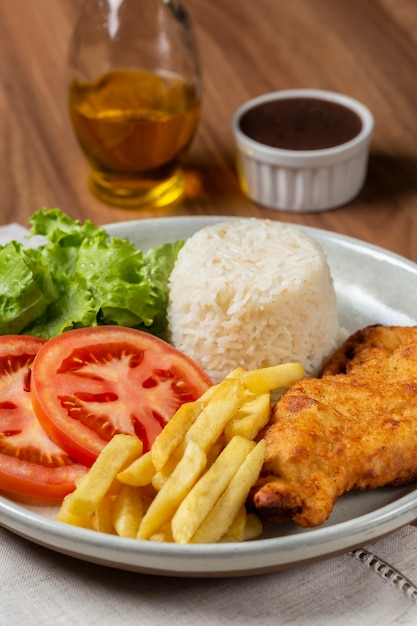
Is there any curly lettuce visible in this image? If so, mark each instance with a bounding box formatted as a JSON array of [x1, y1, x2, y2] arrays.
[[0, 208, 183, 339]]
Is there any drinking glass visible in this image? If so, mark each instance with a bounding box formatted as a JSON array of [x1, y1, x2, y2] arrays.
[[68, 0, 201, 208]]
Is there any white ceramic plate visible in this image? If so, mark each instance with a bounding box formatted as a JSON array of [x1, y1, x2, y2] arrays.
[[2, 215, 417, 578]]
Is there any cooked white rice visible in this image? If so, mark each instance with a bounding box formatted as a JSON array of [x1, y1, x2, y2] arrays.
[[167, 219, 344, 383]]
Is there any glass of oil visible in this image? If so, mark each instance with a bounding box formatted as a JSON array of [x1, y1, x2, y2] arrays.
[[68, 0, 201, 209]]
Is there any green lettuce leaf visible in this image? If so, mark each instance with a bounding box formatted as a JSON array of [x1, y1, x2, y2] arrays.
[[0, 208, 183, 339], [24, 274, 97, 338], [0, 242, 57, 334]]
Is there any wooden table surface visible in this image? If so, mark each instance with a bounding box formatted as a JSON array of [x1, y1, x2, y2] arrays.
[[1, 0, 417, 261]]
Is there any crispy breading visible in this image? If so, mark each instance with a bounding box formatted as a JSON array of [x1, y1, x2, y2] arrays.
[[250, 325, 417, 528]]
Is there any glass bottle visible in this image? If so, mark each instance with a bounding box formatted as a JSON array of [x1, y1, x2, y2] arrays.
[[68, 0, 201, 209]]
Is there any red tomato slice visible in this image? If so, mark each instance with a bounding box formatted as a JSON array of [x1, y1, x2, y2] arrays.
[[31, 326, 212, 466], [0, 335, 87, 499]]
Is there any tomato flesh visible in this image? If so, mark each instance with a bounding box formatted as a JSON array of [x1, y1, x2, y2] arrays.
[[31, 326, 212, 466], [0, 335, 87, 499]]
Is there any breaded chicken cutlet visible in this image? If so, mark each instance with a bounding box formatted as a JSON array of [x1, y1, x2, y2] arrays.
[[249, 325, 417, 528]]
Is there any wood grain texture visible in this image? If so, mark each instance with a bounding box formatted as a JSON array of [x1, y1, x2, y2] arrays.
[[1, 0, 417, 261]]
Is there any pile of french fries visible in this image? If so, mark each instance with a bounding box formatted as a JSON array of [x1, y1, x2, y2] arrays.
[[56, 362, 304, 544]]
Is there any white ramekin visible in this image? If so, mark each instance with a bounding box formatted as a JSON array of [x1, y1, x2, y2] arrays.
[[232, 89, 374, 212]]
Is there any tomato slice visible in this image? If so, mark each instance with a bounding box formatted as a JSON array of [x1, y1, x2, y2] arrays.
[[0, 335, 87, 499], [31, 326, 212, 466]]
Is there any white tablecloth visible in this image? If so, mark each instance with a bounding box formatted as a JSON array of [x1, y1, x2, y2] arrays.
[[1, 525, 417, 625], [1, 223, 417, 625]]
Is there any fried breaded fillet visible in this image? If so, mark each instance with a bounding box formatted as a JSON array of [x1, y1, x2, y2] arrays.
[[250, 325, 417, 528]]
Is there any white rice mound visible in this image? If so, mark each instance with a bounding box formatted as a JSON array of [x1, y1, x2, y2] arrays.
[[167, 219, 345, 383]]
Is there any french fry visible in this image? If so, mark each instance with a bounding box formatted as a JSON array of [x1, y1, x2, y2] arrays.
[[190, 440, 265, 543], [151, 401, 204, 471], [137, 439, 207, 540], [55, 495, 94, 529], [93, 494, 116, 534], [62, 434, 143, 517], [149, 525, 174, 543], [220, 509, 263, 542], [224, 393, 271, 441], [242, 362, 304, 394], [171, 436, 255, 544], [151, 449, 182, 490], [221, 505, 248, 542], [205, 436, 226, 470], [117, 450, 155, 487], [141, 483, 158, 510], [112, 485, 143, 538], [185, 378, 245, 453], [242, 513, 264, 541], [226, 367, 247, 379]]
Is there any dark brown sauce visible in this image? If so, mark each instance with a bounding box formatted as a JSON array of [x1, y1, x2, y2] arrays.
[[239, 97, 363, 150]]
